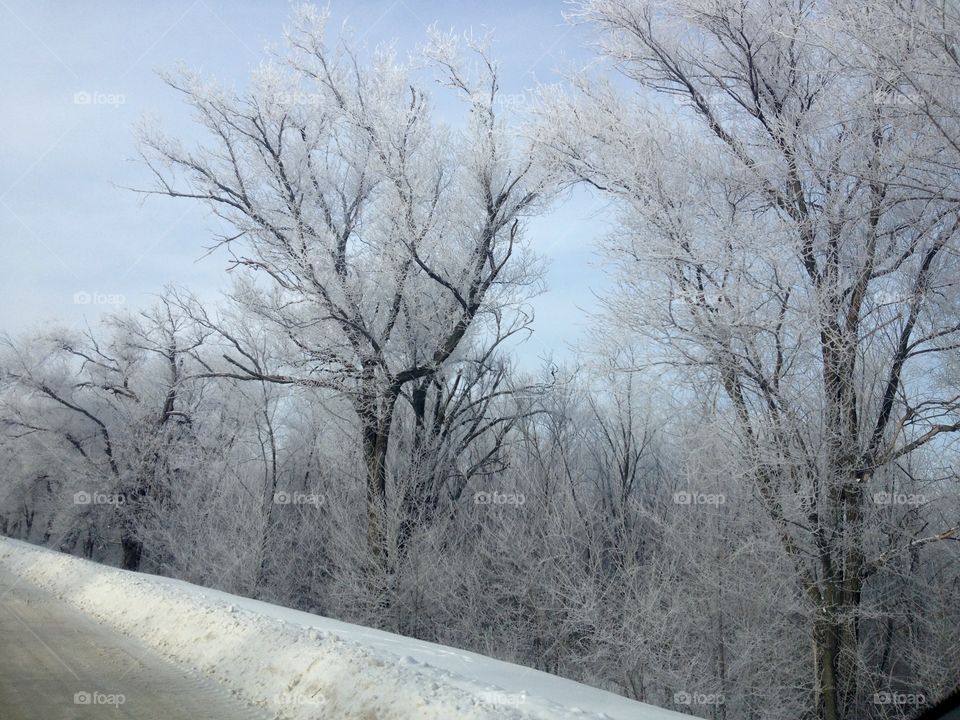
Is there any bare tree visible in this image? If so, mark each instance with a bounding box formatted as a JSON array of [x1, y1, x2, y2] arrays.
[[0, 295, 206, 569], [536, 0, 960, 716], [137, 7, 554, 564]]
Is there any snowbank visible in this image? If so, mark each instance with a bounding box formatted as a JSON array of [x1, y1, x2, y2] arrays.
[[0, 537, 685, 720]]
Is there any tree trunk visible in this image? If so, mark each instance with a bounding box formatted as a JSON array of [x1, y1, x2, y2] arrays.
[[121, 532, 143, 571], [838, 478, 864, 714], [815, 610, 841, 720], [360, 386, 399, 565], [397, 378, 436, 556]]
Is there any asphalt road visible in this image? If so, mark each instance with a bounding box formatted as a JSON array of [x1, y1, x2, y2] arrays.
[[0, 565, 270, 720]]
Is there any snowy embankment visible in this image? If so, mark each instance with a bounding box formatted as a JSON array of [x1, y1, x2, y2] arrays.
[[0, 537, 685, 720]]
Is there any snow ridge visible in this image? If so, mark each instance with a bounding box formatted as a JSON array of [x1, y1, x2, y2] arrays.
[[0, 538, 683, 720]]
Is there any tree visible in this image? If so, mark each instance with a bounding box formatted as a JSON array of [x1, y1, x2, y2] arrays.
[[536, 0, 960, 717], [137, 6, 554, 564], [0, 295, 207, 570]]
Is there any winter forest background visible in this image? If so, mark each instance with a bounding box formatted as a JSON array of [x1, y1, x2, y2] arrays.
[[2, 1, 960, 719]]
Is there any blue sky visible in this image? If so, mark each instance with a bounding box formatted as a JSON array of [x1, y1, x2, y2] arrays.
[[0, 0, 610, 367]]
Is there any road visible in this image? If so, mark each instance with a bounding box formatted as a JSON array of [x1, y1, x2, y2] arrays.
[[0, 565, 269, 720]]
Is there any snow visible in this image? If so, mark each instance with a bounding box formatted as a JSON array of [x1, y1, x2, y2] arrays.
[[0, 537, 686, 720]]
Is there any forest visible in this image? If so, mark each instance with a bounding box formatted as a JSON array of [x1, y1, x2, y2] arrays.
[[2, 1, 959, 718]]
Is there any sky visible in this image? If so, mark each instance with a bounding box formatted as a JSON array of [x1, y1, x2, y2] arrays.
[[0, 0, 612, 368]]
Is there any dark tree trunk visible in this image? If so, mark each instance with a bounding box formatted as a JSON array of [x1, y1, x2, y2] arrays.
[[397, 377, 437, 556], [815, 612, 841, 720], [360, 384, 400, 566], [121, 532, 143, 571]]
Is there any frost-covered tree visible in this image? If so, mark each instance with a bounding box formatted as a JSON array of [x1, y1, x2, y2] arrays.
[[137, 6, 554, 563], [0, 295, 208, 570], [536, 0, 960, 717]]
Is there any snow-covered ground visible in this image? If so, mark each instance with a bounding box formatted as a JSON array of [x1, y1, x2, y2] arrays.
[[0, 537, 685, 720]]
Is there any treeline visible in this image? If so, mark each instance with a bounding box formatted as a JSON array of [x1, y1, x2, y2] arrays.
[[4, 1, 960, 719]]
